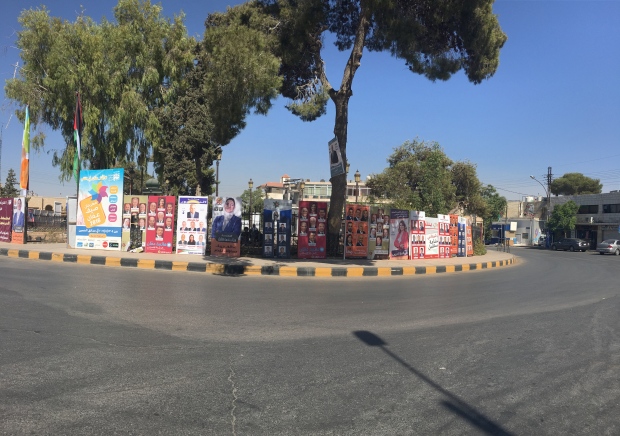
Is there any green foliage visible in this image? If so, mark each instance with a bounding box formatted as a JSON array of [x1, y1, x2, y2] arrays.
[[473, 239, 487, 256], [366, 139, 485, 217], [1, 169, 20, 198], [548, 200, 579, 237], [480, 184, 507, 239], [550, 173, 602, 196], [240, 188, 265, 215], [5, 1, 195, 181]]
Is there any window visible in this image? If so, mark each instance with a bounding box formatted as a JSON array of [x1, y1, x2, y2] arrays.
[[603, 204, 620, 213], [577, 204, 598, 214]]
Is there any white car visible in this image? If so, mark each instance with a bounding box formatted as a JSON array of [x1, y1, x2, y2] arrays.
[[596, 239, 620, 255]]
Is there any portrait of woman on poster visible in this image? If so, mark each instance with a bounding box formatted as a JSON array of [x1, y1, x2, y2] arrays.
[[122, 218, 131, 229], [346, 234, 353, 246], [393, 220, 409, 251], [211, 197, 242, 238], [310, 203, 317, 215], [188, 234, 196, 245], [157, 197, 165, 209]]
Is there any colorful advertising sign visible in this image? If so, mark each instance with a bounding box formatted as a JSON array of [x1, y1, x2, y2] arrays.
[[410, 210, 425, 259], [0, 198, 13, 242], [76, 169, 123, 250], [390, 209, 410, 260], [344, 203, 369, 259], [297, 200, 327, 259], [144, 195, 176, 254], [210, 196, 242, 257], [121, 195, 148, 251], [368, 206, 390, 260], [438, 214, 451, 258], [176, 196, 209, 254], [263, 199, 292, 258]]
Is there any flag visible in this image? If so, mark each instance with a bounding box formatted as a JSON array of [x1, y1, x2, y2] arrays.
[[19, 106, 30, 191], [73, 93, 83, 183]]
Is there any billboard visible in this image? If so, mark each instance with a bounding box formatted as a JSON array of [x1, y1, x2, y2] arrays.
[[263, 199, 292, 258], [211, 196, 242, 257], [144, 195, 176, 254], [176, 196, 209, 254], [297, 201, 327, 259], [76, 169, 123, 250]]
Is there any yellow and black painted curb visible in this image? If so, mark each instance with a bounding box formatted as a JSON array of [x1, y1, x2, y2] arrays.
[[0, 247, 516, 277]]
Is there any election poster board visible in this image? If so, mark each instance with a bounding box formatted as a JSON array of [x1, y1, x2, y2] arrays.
[[390, 209, 410, 260], [176, 196, 209, 254], [410, 210, 425, 260], [457, 217, 467, 257], [144, 195, 176, 254], [210, 196, 242, 257], [438, 214, 451, 259], [368, 206, 390, 260], [121, 195, 148, 251], [76, 169, 123, 250], [466, 223, 474, 256], [328, 137, 345, 178], [450, 214, 459, 257], [297, 200, 327, 259], [0, 198, 13, 243], [424, 216, 439, 259], [344, 203, 369, 259], [263, 199, 292, 258]]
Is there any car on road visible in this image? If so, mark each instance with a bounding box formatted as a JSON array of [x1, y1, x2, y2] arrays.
[[536, 235, 547, 247], [550, 238, 589, 252], [596, 239, 620, 255]]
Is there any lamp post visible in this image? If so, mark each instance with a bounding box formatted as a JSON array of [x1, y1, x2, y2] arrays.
[[354, 169, 361, 203], [530, 175, 550, 247], [298, 180, 305, 202], [248, 178, 253, 228], [215, 149, 222, 197]]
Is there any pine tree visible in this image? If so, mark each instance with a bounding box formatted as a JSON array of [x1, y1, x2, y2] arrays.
[[1, 168, 20, 198]]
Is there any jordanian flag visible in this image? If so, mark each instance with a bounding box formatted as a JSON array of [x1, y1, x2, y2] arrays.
[[73, 93, 83, 183], [19, 106, 30, 191]]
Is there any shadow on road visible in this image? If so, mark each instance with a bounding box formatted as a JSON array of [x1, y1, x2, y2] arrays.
[[353, 330, 513, 436]]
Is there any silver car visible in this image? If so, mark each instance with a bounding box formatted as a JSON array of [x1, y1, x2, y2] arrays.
[[596, 239, 620, 255]]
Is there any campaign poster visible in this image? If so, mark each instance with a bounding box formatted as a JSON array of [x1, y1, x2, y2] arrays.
[[457, 217, 467, 257], [0, 198, 13, 242], [438, 214, 451, 259], [344, 203, 369, 259], [368, 206, 390, 260], [176, 196, 209, 254], [390, 209, 410, 260], [328, 137, 345, 178], [424, 217, 440, 259], [210, 196, 242, 257], [297, 200, 327, 259], [466, 223, 474, 256], [76, 169, 123, 250], [121, 195, 148, 251], [144, 195, 176, 254], [410, 210, 425, 260], [450, 214, 459, 257], [263, 199, 292, 258]]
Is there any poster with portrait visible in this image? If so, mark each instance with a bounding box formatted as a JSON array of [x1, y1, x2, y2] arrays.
[[390, 209, 410, 260], [210, 196, 242, 257], [297, 200, 327, 259], [410, 210, 425, 260], [144, 195, 175, 254], [344, 203, 369, 258], [450, 214, 459, 257], [367, 206, 390, 260], [0, 197, 13, 243], [76, 169, 123, 250], [176, 196, 209, 254], [328, 137, 345, 178], [457, 216, 467, 257], [263, 199, 292, 258], [121, 195, 148, 251], [466, 223, 474, 256], [437, 214, 451, 258]]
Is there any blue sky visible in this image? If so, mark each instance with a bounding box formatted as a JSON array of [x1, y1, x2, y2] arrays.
[[1, 0, 619, 200]]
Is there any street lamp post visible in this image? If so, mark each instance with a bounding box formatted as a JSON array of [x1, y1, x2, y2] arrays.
[[248, 178, 253, 228], [215, 149, 222, 197], [354, 169, 361, 203], [298, 180, 305, 202], [530, 175, 550, 247]]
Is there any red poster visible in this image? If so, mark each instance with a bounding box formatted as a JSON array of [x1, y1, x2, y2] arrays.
[[344, 204, 369, 259], [145, 195, 176, 254], [450, 214, 459, 256], [0, 198, 13, 242], [297, 201, 327, 259], [390, 209, 410, 260]]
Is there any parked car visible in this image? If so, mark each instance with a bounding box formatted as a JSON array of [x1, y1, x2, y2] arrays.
[[596, 239, 620, 255], [550, 238, 589, 252], [536, 235, 547, 247]]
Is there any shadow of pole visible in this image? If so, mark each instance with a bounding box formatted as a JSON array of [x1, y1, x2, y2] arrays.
[[353, 330, 514, 436]]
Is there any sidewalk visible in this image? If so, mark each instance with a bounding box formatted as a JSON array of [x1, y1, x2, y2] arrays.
[[0, 242, 517, 278]]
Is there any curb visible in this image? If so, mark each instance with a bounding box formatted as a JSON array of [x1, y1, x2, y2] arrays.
[[0, 247, 517, 277]]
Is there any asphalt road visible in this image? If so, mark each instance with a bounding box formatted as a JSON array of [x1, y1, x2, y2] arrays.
[[1, 248, 619, 435]]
